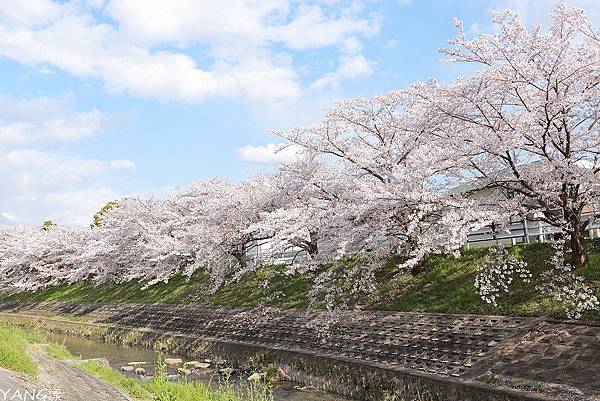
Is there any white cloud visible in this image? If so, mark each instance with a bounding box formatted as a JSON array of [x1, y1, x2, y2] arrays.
[[110, 159, 136, 171], [0, 93, 111, 144], [0, 212, 16, 222], [0, 1, 383, 224], [383, 39, 399, 49], [35, 186, 119, 226], [0, 92, 134, 226], [2, 186, 120, 227], [235, 143, 300, 163], [310, 52, 374, 91], [0, 148, 135, 189], [271, 4, 379, 50], [0, 0, 380, 103], [0, 147, 134, 226], [0, 0, 64, 27], [338, 53, 374, 78]]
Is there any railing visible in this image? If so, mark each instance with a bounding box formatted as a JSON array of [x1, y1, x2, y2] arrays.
[[465, 211, 600, 248]]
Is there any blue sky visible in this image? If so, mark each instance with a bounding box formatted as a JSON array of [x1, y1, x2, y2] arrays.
[[0, 0, 598, 226]]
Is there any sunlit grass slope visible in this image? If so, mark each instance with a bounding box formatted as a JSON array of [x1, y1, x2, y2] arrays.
[[1, 242, 599, 319], [0, 322, 41, 376]]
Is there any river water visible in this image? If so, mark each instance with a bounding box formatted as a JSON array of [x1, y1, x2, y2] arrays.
[[44, 331, 350, 401]]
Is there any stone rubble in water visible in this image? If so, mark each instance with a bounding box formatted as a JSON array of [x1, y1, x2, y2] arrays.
[[121, 366, 134, 372], [275, 368, 290, 381], [165, 358, 183, 366], [184, 361, 210, 369], [219, 367, 235, 376], [134, 367, 146, 375], [70, 357, 111, 368], [247, 373, 263, 382]]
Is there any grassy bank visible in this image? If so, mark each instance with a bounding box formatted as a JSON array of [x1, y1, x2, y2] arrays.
[[0, 322, 40, 376], [1, 242, 599, 319]]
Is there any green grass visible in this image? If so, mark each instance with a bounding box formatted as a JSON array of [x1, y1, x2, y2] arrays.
[[80, 360, 151, 400], [1, 242, 599, 319], [0, 322, 41, 376], [46, 342, 79, 360]]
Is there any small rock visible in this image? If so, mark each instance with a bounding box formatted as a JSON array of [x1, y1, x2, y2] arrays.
[[177, 368, 192, 376], [72, 358, 110, 368], [128, 361, 146, 366], [195, 363, 211, 369], [184, 361, 200, 368], [204, 358, 212, 364], [275, 368, 290, 382], [90, 358, 111, 367], [121, 366, 134, 372], [219, 367, 235, 376], [134, 367, 146, 375], [247, 373, 262, 382], [165, 358, 183, 366]]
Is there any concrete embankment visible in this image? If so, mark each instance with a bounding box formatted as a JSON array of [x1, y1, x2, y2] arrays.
[[0, 302, 597, 401]]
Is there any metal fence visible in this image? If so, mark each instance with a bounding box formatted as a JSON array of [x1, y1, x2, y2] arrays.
[[249, 211, 600, 265], [465, 211, 600, 249]]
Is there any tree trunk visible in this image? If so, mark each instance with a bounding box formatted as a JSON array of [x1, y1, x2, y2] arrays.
[[411, 257, 427, 275], [306, 230, 319, 256], [232, 249, 247, 269], [571, 227, 588, 268], [565, 206, 589, 268], [306, 240, 318, 256]]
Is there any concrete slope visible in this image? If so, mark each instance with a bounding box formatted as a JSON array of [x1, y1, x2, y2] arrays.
[[2, 301, 599, 400]]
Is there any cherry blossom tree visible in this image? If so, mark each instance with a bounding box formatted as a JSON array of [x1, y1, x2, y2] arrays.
[[169, 175, 278, 289], [412, 2, 599, 267], [248, 155, 347, 264], [274, 92, 494, 274], [407, 2, 599, 317], [89, 196, 192, 285], [0, 225, 93, 291]]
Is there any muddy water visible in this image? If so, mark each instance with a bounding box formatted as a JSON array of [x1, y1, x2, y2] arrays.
[[44, 331, 350, 401]]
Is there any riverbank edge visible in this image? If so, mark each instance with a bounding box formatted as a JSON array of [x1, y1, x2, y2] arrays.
[[0, 326, 135, 401], [0, 312, 553, 401]]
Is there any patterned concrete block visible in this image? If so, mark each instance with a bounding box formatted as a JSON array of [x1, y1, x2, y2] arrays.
[[0, 301, 598, 398]]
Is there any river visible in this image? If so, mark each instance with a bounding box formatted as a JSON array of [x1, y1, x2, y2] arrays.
[[43, 331, 351, 401]]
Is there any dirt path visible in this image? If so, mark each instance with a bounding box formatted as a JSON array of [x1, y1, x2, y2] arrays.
[[28, 344, 134, 401], [0, 367, 53, 401]]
